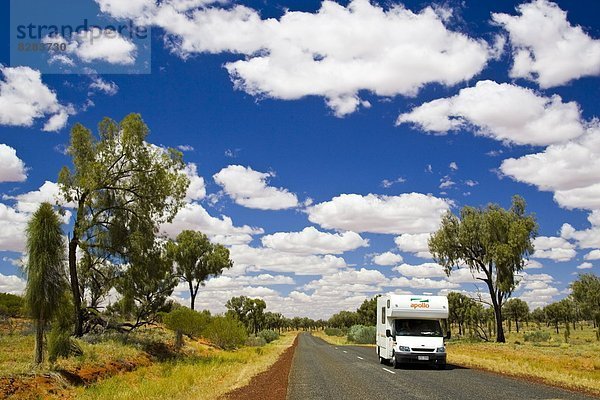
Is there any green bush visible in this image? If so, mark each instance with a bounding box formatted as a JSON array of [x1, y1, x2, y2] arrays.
[[347, 325, 376, 344], [324, 327, 345, 337], [245, 335, 267, 347], [203, 315, 247, 350], [0, 293, 24, 317], [524, 330, 551, 343], [258, 329, 279, 343], [163, 308, 211, 349], [48, 327, 82, 362]]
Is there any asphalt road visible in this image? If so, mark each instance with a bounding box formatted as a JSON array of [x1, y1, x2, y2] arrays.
[[287, 333, 595, 400]]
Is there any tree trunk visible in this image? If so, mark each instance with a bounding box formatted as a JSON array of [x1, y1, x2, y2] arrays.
[[34, 317, 44, 364], [69, 237, 83, 337], [516, 319, 520, 333], [486, 281, 505, 343]]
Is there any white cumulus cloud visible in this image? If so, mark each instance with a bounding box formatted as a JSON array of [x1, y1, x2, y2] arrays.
[[0, 144, 27, 182], [397, 80, 585, 146], [261, 226, 368, 255], [372, 251, 403, 266], [492, 0, 600, 88], [213, 165, 298, 210], [307, 193, 450, 234], [97, 0, 492, 116]]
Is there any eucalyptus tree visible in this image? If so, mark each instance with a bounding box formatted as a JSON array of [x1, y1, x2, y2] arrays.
[[570, 273, 600, 331], [24, 203, 68, 364], [429, 196, 537, 343], [58, 114, 189, 335], [503, 298, 529, 333], [167, 230, 233, 310]]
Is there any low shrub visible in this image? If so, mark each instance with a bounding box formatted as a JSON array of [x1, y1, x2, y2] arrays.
[[524, 330, 551, 343], [163, 308, 211, 349], [245, 335, 267, 347], [203, 315, 247, 350], [48, 327, 82, 362], [324, 327, 345, 337], [258, 329, 279, 343], [347, 325, 376, 344]]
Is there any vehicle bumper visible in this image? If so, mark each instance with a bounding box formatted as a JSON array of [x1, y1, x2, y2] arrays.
[[395, 353, 446, 365]]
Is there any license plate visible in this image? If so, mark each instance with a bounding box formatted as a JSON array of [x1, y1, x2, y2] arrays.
[[417, 356, 429, 361]]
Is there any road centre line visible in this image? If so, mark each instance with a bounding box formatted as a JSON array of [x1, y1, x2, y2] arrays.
[[357, 356, 364, 360], [343, 350, 348, 353]]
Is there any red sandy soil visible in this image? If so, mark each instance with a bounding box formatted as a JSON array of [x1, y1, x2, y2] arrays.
[[222, 336, 299, 400], [0, 374, 73, 400]]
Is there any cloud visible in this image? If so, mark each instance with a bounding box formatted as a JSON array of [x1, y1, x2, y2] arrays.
[[492, 0, 600, 88], [89, 77, 119, 95], [387, 276, 459, 289], [381, 177, 406, 188], [0, 273, 26, 295], [97, 0, 492, 116], [307, 193, 450, 234], [0, 203, 30, 252], [397, 80, 585, 146], [394, 233, 432, 258], [501, 126, 600, 210], [160, 202, 263, 245], [3, 181, 68, 214], [576, 262, 593, 270], [177, 145, 194, 152], [213, 165, 298, 210], [0, 66, 70, 131], [261, 226, 368, 255], [0, 144, 27, 182], [45, 28, 137, 65], [532, 236, 576, 262], [228, 244, 347, 276], [393, 262, 446, 278], [524, 259, 544, 269], [449, 162, 458, 171], [584, 249, 600, 260], [561, 213, 600, 249], [182, 163, 206, 202], [372, 252, 403, 266]]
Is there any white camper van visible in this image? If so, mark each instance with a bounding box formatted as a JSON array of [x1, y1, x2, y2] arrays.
[[376, 295, 449, 369]]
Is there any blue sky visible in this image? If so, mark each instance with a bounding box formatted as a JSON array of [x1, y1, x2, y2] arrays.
[[1, 0, 599, 318]]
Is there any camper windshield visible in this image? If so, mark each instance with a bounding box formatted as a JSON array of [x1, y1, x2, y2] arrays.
[[394, 319, 443, 337]]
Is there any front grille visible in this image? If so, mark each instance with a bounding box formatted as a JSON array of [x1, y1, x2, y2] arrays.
[[413, 348, 435, 352]]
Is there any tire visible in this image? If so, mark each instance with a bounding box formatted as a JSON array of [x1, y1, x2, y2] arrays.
[[379, 356, 385, 364], [392, 353, 400, 369], [435, 363, 446, 370]]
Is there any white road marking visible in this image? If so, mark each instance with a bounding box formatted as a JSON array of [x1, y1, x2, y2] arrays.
[[357, 356, 364, 360], [343, 350, 348, 353], [382, 368, 396, 375], [335, 347, 338, 350]]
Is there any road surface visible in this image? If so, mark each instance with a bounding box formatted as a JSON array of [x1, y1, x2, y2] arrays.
[[287, 333, 595, 400]]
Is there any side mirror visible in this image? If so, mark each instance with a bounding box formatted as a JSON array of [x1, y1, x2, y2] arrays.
[[386, 329, 392, 338], [445, 330, 451, 340]]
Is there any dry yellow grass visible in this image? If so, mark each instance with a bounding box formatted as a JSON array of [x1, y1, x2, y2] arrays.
[[311, 330, 351, 345], [448, 325, 600, 396], [76, 331, 298, 400]]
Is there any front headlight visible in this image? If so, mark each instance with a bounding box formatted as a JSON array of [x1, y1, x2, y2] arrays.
[[398, 345, 411, 352], [436, 346, 446, 353]]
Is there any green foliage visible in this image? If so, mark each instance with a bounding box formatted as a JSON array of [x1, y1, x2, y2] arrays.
[[24, 203, 69, 364], [328, 310, 359, 329], [0, 293, 24, 317], [203, 315, 247, 350], [523, 330, 551, 343], [58, 114, 190, 335], [503, 298, 530, 333], [164, 308, 210, 349], [116, 240, 178, 330], [225, 296, 266, 334], [347, 325, 376, 344], [571, 274, 600, 324], [245, 335, 267, 347], [257, 329, 279, 343], [356, 296, 379, 326], [167, 231, 233, 310], [429, 196, 537, 343], [324, 327, 345, 337]]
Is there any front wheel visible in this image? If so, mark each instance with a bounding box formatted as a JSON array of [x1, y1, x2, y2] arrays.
[[392, 353, 400, 369], [379, 355, 385, 364], [435, 363, 446, 370]]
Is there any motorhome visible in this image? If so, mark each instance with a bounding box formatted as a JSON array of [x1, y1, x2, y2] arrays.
[[376, 295, 449, 369]]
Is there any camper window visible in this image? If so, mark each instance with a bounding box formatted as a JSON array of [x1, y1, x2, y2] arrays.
[[394, 319, 443, 337]]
